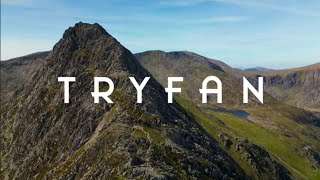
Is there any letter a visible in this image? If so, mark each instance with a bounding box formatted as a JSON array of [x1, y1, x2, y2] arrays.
[[199, 76, 222, 103]]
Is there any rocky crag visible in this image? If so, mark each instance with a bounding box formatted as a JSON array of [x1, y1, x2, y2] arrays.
[[1, 22, 249, 179]]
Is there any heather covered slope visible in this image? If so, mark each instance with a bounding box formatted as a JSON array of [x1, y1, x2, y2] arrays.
[[0, 22, 249, 179], [136, 50, 320, 179]]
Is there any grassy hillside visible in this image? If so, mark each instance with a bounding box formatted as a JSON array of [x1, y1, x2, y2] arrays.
[[176, 95, 320, 179], [137, 50, 320, 179]]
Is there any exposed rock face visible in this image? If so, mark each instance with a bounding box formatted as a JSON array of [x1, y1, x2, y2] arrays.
[[136, 50, 319, 179], [1, 26, 318, 179], [135, 50, 316, 125], [235, 140, 292, 180], [0, 51, 49, 105], [0, 22, 248, 179], [251, 64, 320, 111], [267, 69, 320, 110], [304, 146, 320, 166]]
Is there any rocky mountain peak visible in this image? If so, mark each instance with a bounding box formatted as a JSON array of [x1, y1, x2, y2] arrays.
[[1, 22, 318, 178], [61, 22, 113, 49], [45, 22, 144, 79], [0, 22, 249, 179]]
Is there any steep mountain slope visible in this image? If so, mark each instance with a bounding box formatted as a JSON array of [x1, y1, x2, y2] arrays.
[[135, 51, 319, 126], [0, 51, 49, 105], [136, 50, 320, 179], [1, 26, 319, 179], [135, 50, 260, 108], [246, 63, 320, 112], [0, 22, 251, 179]]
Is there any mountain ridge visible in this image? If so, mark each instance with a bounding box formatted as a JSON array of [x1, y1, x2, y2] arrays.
[[1, 29, 319, 179], [1, 22, 248, 179], [2, 49, 319, 111], [136, 50, 320, 179]]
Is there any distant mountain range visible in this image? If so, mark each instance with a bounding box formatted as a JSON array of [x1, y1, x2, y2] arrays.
[[1, 22, 319, 179], [244, 67, 273, 71]]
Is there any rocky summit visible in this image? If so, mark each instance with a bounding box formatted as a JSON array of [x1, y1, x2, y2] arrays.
[[1, 22, 319, 180], [1, 22, 248, 179]]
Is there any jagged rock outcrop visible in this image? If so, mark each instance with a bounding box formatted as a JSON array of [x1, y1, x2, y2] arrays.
[[0, 51, 49, 105], [0, 22, 248, 179], [249, 63, 320, 111], [235, 139, 292, 180], [1, 26, 319, 179]]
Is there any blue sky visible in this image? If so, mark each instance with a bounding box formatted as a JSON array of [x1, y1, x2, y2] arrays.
[[1, 0, 319, 69]]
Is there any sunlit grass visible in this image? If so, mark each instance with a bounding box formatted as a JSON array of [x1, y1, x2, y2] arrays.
[[175, 95, 320, 180]]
